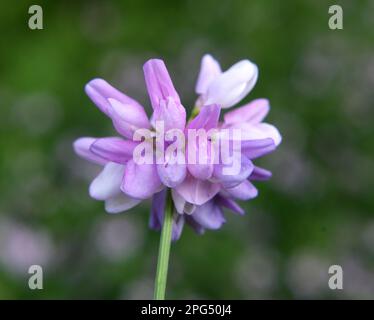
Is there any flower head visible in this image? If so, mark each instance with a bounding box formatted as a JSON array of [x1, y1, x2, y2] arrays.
[[74, 54, 281, 240]]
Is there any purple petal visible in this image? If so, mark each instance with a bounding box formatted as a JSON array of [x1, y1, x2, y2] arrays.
[[150, 189, 167, 230], [212, 155, 254, 188], [107, 98, 150, 139], [90, 137, 137, 164], [143, 59, 186, 131], [171, 189, 196, 215], [73, 137, 108, 165], [191, 200, 226, 229], [216, 195, 244, 215], [187, 140, 214, 180], [223, 180, 258, 200], [224, 99, 270, 125], [250, 166, 272, 181], [175, 174, 220, 205], [121, 160, 163, 199], [150, 190, 185, 241], [157, 162, 186, 188], [185, 216, 205, 235], [195, 54, 222, 95], [172, 215, 185, 241], [187, 104, 221, 130], [186, 104, 220, 179], [89, 162, 125, 200], [241, 138, 276, 159], [143, 59, 181, 108], [85, 78, 145, 117]]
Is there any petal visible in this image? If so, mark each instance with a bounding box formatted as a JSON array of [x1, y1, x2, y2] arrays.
[[205, 60, 258, 108], [121, 160, 163, 199], [90, 137, 137, 164], [212, 155, 254, 188], [253, 123, 282, 146], [73, 137, 107, 165], [185, 216, 205, 235], [171, 189, 196, 215], [241, 138, 276, 159], [186, 104, 220, 179], [224, 99, 270, 125], [191, 200, 226, 229], [250, 166, 272, 181], [150, 190, 185, 241], [187, 104, 221, 131], [157, 162, 186, 188], [89, 162, 125, 200], [223, 180, 258, 200], [85, 78, 145, 117], [150, 189, 167, 230], [187, 139, 214, 180], [195, 54, 222, 95], [172, 215, 185, 241], [152, 97, 186, 131], [175, 174, 220, 205], [229, 121, 281, 147], [216, 195, 244, 215], [107, 98, 150, 139], [143, 59, 181, 107], [105, 193, 141, 214]]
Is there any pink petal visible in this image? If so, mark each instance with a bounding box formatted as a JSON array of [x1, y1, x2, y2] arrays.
[[85, 78, 145, 117], [143, 59, 181, 108], [187, 104, 220, 130], [107, 98, 150, 139], [143, 59, 186, 131], [224, 99, 270, 125]]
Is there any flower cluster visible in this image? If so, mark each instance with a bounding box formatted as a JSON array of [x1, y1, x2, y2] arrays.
[[73, 54, 281, 240]]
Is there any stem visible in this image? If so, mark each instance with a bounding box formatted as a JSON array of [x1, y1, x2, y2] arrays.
[[154, 190, 174, 300]]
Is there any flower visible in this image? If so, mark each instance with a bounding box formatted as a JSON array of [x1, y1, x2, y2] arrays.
[[74, 54, 281, 241]]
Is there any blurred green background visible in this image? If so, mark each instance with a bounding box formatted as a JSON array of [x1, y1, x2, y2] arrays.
[[0, 0, 373, 299]]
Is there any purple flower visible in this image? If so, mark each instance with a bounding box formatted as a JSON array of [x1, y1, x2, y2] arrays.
[[74, 55, 281, 240]]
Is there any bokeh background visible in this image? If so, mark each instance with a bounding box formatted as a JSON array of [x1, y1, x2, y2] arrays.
[[0, 0, 373, 299]]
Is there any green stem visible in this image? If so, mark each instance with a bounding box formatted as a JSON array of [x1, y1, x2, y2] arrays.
[[154, 190, 174, 300]]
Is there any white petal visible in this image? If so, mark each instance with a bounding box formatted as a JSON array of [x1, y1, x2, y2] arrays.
[[105, 193, 141, 214], [206, 60, 258, 108], [89, 162, 125, 200], [195, 54, 222, 95]]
